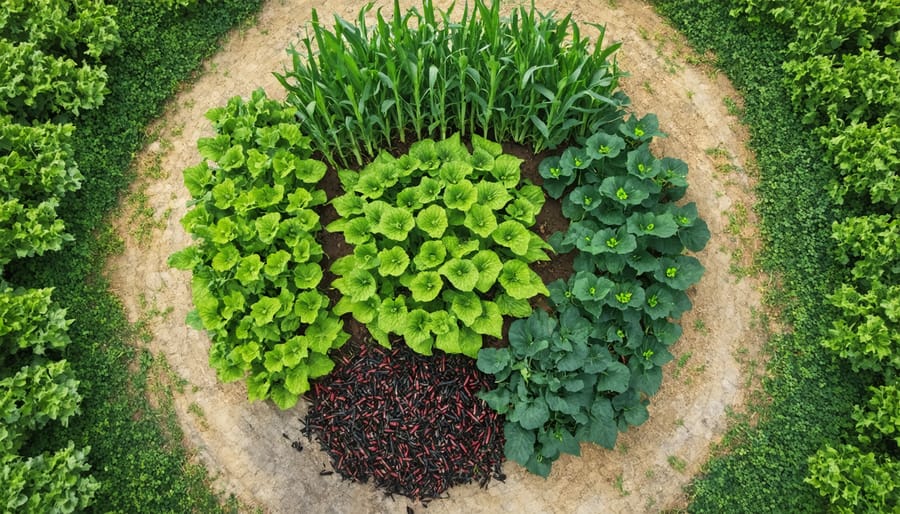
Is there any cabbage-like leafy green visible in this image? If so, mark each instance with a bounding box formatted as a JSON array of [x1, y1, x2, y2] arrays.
[[328, 135, 549, 357]]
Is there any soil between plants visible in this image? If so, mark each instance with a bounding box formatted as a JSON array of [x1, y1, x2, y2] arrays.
[[105, 0, 771, 512]]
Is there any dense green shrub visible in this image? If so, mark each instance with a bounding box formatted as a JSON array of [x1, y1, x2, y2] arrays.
[[0, 283, 98, 512], [0, 118, 82, 266], [0, 2, 121, 511], [806, 444, 900, 514], [827, 115, 900, 207], [853, 383, 900, 447], [0, 0, 119, 121], [276, 0, 627, 167], [731, 0, 900, 211], [4, 0, 264, 511]]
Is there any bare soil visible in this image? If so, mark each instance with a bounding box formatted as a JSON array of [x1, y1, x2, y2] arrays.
[[105, 0, 771, 512]]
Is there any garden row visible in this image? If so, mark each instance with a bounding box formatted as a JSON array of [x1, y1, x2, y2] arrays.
[[655, 0, 898, 512], [1, 1, 118, 511], [172, 0, 708, 482], [3, 0, 264, 512], [738, 2, 900, 511]]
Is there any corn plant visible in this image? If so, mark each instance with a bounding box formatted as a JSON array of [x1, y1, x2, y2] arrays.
[[275, 0, 627, 168], [327, 133, 550, 358], [170, 90, 347, 409]]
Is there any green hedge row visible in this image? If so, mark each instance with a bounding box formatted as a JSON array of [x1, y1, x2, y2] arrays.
[[2, 2, 118, 511], [6, 0, 262, 512], [652, 0, 870, 512], [731, 1, 899, 512]]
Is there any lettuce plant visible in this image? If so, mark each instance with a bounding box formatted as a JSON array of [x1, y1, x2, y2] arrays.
[[327, 133, 550, 358], [478, 112, 710, 475], [170, 89, 347, 409]]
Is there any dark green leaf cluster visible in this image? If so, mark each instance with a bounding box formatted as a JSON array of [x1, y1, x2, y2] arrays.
[[478, 309, 646, 477], [477, 117, 709, 476], [276, 0, 627, 167], [170, 89, 347, 410], [328, 134, 550, 358], [738, 2, 900, 510], [3, 1, 264, 511], [0, 2, 122, 511], [805, 444, 900, 514], [0, 0, 118, 276], [734, 0, 900, 210]]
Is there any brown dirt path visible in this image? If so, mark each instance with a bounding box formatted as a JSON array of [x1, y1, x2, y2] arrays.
[[105, 0, 770, 512]]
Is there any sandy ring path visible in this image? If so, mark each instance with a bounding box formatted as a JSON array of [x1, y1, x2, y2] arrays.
[[106, 0, 768, 512]]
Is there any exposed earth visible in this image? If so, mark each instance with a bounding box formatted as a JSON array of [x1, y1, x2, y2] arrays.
[[105, 0, 771, 512]]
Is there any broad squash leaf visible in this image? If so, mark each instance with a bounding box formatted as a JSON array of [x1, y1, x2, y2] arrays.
[[294, 290, 325, 324], [416, 204, 448, 239], [471, 250, 503, 292], [518, 397, 550, 430], [443, 179, 477, 211], [168, 246, 200, 270], [597, 361, 630, 393], [504, 421, 536, 466], [333, 268, 377, 302], [585, 132, 626, 160], [475, 181, 512, 210], [378, 246, 410, 277], [413, 241, 447, 270], [654, 256, 705, 291], [477, 348, 511, 375], [492, 220, 531, 256], [464, 204, 498, 238], [438, 258, 479, 291], [293, 262, 323, 289], [448, 291, 482, 326], [409, 271, 443, 302], [377, 296, 408, 333], [296, 159, 326, 183], [377, 206, 415, 241], [470, 300, 503, 338]]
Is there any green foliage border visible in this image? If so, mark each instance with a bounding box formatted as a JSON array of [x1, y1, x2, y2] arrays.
[[6, 1, 265, 512]]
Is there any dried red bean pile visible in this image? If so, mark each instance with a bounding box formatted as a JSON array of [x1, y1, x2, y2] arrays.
[[303, 344, 506, 501]]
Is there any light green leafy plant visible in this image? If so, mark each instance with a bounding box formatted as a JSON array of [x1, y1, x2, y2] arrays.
[[806, 444, 900, 514], [0, 118, 82, 267], [327, 133, 550, 358], [170, 89, 347, 409], [0, 282, 98, 512], [853, 383, 900, 447], [0, 0, 119, 121]]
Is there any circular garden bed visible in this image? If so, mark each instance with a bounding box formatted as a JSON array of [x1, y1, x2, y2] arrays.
[[168, 0, 709, 503]]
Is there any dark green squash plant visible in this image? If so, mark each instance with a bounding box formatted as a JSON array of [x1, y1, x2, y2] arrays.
[[477, 113, 710, 476]]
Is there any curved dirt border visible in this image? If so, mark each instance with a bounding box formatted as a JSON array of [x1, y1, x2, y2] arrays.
[[106, 0, 769, 512]]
